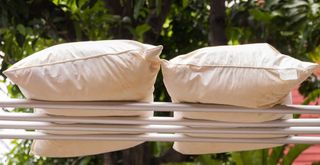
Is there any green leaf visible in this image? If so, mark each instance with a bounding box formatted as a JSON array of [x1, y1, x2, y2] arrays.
[[156, 0, 162, 15], [149, 142, 172, 157], [283, 1, 308, 8], [308, 46, 320, 63], [303, 89, 320, 105], [249, 9, 272, 23], [75, 0, 80, 8], [281, 144, 310, 165], [196, 155, 224, 165], [162, 163, 195, 165], [182, 0, 189, 9], [16, 24, 26, 35], [134, 24, 150, 41], [268, 146, 285, 165], [235, 149, 268, 165], [80, 0, 98, 10], [310, 3, 320, 15], [288, 13, 307, 25], [264, 0, 280, 9], [280, 31, 295, 36], [134, 0, 144, 19], [231, 152, 245, 165], [79, 156, 92, 165]]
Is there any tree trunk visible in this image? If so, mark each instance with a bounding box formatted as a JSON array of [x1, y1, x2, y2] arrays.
[[103, 153, 114, 165], [104, 0, 134, 39], [28, 0, 79, 41], [143, 0, 172, 44], [209, 0, 228, 46]]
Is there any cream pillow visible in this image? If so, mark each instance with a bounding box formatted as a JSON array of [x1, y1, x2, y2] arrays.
[[174, 93, 292, 123], [161, 43, 319, 122], [163, 43, 316, 154], [4, 40, 162, 157], [173, 138, 281, 155], [4, 40, 162, 116], [173, 115, 291, 154], [31, 113, 145, 158], [31, 140, 143, 158]]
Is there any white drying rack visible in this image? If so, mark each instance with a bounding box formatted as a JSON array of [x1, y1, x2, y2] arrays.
[[0, 99, 320, 144]]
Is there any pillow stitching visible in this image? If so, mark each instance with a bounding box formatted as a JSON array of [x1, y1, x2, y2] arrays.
[[5, 49, 145, 72], [164, 62, 315, 71]]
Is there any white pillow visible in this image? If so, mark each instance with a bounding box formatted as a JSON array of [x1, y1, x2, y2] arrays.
[[4, 40, 162, 157], [31, 140, 143, 158], [162, 43, 317, 154], [173, 115, 291, 154], [173, 138, 281, 155], [31, 112, 144, 157], [4, 40, 162, 116], [161, 43, 318, 122]]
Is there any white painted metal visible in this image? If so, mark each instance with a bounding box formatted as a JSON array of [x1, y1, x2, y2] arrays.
[[0, 121, 320, 134], [0, 132, 319, 144], [0, 99, 320, 143], [1, 113, 320, 127], [0, 99, 320, 114]]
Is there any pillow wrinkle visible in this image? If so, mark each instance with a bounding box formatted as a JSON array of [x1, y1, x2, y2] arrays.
[[163, 43, 318, 154], [5, 40, 163, 157]]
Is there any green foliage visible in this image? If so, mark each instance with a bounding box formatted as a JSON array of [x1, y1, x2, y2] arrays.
[[231, 145, 310, 165], [2, 140, 103, 165], [281, 144, 310, 165], [134, 0, 145, 19], [130, 24, 151, 41], [299, 74, 320, 104], [150, 142, 173, 157], [195, 154, 232, 165], [227, 0, 320, 60], [162, 153, 232, 165], [309, 46, 320, 63], [267, 146, 285, 165], [163, 163, 195, 165], [232, 149, 269, 165], [303, 88, 320, 104]]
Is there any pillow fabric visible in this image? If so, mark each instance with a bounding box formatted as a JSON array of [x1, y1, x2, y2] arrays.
[[4, 40, 162, 116], [174, 93, 292, 123], [173, 115, 291, 154], [173, 138, 281, 155], [4, 40, 162, 157], [162, 43, 318, 154], [161, 43, 319, 122], [31, 111, 144, 157], [31, 140, 143, 158]]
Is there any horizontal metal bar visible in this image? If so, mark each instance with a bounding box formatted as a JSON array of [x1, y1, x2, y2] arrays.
[[1, 113, 320, 127], [0, 132, 319, 144], [1, 121, 320, 135], [0, 99, 320, 114]]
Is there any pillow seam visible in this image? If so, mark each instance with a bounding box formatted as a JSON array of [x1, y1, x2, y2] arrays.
[[166, 62, 313, 71], [5, 49, 144, 72]]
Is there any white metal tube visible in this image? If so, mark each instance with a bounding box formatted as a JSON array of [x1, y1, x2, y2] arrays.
[[0, 99, 320, 114], [1, 121, 320, 134], [1, 113, 320, 127], [0, 132, 319, 144]]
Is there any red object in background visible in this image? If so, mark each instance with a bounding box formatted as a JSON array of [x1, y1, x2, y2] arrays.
[[292, 68, 320, 165]]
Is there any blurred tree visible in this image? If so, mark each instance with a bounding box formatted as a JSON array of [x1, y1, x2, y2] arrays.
[[209, 0, 228, 45]]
